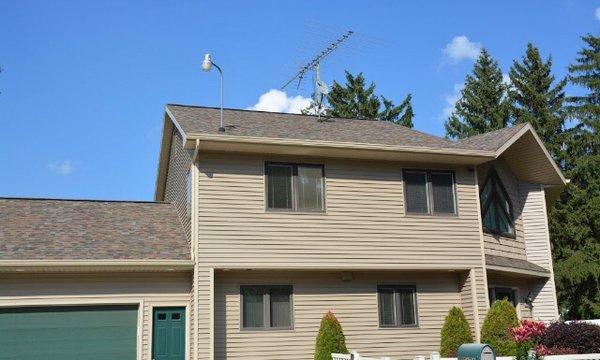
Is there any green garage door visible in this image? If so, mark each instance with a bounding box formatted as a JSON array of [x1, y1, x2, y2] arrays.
[[0, 305, 138, 360]]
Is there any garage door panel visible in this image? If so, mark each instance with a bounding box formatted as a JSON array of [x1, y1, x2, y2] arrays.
[[0, 305, 138, 360]]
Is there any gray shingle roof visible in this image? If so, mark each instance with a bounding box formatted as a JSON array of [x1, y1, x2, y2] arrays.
[[486, 254, 550, 275], [457, 123, 528, 151], [0, 198, 190, 261], [166, 104, 526, 153]]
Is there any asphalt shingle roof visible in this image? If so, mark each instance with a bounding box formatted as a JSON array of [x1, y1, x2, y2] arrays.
[[167, 104, 526, 153], [0, 198, 190, 261], [486, 254, 550, 274]]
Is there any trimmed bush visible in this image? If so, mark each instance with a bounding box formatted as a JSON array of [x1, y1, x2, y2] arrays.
[[481, 299, 519, 356], [314, 311, 348, 360], [440, 307, 474, 356], [541, 322, 600, 354]]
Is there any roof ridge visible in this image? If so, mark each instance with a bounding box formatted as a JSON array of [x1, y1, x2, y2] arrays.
[[166, 103, 451, 142], [0, 196, 169, 204]]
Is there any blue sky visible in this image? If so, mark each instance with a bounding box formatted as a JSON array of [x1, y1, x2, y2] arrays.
[[1, 1, 598, 201]]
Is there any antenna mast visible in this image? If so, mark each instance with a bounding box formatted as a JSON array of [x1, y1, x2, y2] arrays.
[[281, 30, 353, 116]]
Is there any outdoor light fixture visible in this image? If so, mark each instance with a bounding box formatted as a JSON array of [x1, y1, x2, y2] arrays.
[[202, 53, 225, 132]]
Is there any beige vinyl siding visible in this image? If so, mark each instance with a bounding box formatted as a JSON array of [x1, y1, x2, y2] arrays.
[[478, 159, 526, 260], [519, 183, 559, 321], [0, 272, 192, 360], [195, 267, 213, 360], [196, 153, 484, 269], [215, 270, 464, 360], [164, 128, 194, 241]]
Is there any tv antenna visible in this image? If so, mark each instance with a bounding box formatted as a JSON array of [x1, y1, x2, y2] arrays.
[[281, 30, 354, 116]]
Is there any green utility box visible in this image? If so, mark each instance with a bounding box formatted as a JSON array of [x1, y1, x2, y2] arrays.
[[457, 344, 496, 360]]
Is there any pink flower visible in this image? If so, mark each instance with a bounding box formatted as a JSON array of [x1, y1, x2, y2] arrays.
[[511, 320, 547, 343]]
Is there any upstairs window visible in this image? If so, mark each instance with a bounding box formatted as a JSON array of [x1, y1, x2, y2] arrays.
[[265, 163, 325, 212], [480, 169, 514, 236], [403, 170, 457, 215]]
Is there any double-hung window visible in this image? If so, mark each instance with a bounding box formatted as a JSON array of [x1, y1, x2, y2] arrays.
[[378, 285, 418, 327], [489, 286, 517, 307], [241, 285, 293, 330], [480, 168, 514, 236], [403, 170, 457, 215], [265, 162, 325, 212]]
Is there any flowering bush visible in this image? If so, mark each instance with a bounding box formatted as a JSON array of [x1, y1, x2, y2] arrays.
[[511, 319, 547, 343], [510, 320, 547, 360]]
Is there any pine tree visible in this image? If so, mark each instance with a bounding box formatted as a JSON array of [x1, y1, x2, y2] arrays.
[[445, 49, 512, 139], [548, 34, 600, 320], [565, 34, 600, 161], [324, 71, 414, 127], [509, 43, 567, 161]]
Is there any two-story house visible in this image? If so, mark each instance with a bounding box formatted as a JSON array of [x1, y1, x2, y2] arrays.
[[0, 105, 566, 360]]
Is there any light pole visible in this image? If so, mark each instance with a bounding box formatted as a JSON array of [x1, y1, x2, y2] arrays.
[[202, 53, 225, 132]]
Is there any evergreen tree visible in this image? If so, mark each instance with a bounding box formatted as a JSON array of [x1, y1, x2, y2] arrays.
[[445, 49, 512, 139], [548, 34, 600, 319], [314, 311, 348, 360], [565, 34, 600, 161], [509, 43, 568, 161], [440, 307, 474, 357], [324, 71, 414, 127]]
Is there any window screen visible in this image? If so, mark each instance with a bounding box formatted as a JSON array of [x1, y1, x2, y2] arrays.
[[378, 285, 418, 327], [266, 164, 293, 210], [431, 172, 456, 214], [241, 285, 293, 330], [266, 163, 324, 212], [404, 171, 429, 213]]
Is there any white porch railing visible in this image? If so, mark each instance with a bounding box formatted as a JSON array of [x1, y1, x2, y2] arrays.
[[332, 352, 390, 360]]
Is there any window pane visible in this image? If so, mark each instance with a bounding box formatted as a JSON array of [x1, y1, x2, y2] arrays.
[[483, 203, 496, 230], [269, 287, 292, 328], [481, 179, 492, 206], [399, 288, 416, 325], [497, 205, 513, 235], [242, 287, 264, 328], [378, 288, 396, 326], [404, 171, 429, 213], [494, 287, 516, 307], [431, 172, 455, 214], [266, 165, 293, 209], [297, 166, 324, 211]]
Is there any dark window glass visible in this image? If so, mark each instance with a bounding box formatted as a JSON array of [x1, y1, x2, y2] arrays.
[[269, 287, 292, 328], [378, 286, 417, 327], [297, 166, 324, 212], [489, 287, 517, 307], [378, 287, 396, 326], [431, 172, 455, 214], [404, 171, 429, 213], [242, 286, 264, 328], [480, 169, 514, 236], [266, 164, 293, 210], [241, 285, 293, 330], [266, 163, 324, 212]]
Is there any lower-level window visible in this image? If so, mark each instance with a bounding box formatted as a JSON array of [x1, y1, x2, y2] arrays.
[[489, 286, 517, 307], [241, 285, 293, 330], [377, 285, 418, 327]]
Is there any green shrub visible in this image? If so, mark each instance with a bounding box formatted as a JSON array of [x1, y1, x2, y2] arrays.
[[481, 300, 519, 356], [440, 307, 474, 357], [314, 311, 348, 360]]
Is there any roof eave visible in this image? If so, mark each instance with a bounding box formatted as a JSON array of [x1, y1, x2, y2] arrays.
[[486, 264, 551, 279], [0, 259, 195, 273]]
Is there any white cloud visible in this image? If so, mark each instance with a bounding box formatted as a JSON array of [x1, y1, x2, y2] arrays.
[[443, 36, 482, 64], [48, 160, 74, 175], [442, 83, 465, 119], [595, 7, 600, 21], [248, 89, 312, 114]]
